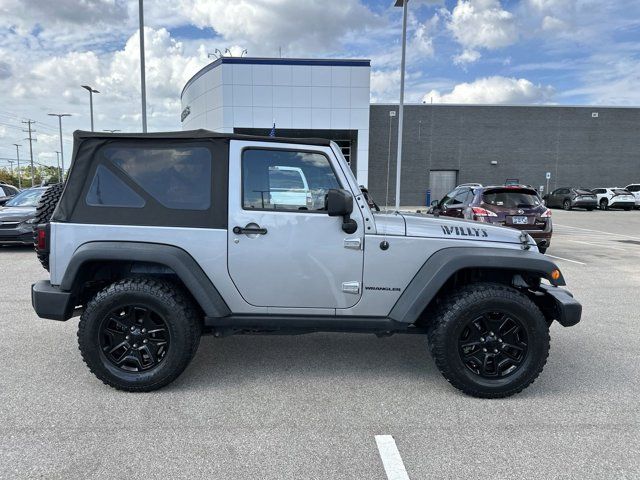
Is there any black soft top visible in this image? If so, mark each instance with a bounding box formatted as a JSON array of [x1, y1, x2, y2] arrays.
[[73, 129, 332, 147]]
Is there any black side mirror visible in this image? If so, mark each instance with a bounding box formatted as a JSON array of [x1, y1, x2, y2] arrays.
[[327, 189, 357, 234]]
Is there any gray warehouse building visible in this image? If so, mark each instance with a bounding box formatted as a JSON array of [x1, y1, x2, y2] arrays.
[[181, 57, 640, 206], [369, 104, 640, 206]]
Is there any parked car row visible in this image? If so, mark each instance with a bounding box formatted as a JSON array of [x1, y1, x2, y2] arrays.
[[544, 185, 639, 211]]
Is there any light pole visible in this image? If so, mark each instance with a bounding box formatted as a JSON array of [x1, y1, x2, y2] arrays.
[[48, 113, 71, 178], [55, 151, 61, 180], [394, 0, 409, 211], [81, 85, 99, 131], [12, 144, 21, 189], [139, 0, 148, 132]]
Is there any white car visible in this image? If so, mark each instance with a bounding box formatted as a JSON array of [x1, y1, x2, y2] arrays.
[[624, 184, 640, 208], [591, 187, 636, 211]]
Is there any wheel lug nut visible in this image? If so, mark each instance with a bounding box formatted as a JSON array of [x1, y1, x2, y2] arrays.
[[482, 348, 487, 352], [143, 339, 148, 344], [480, 337, 485, 342], [133, 343, 138, 348], [130, 326, 135, 331], [126, 335, 130, 340], [489, 332, 494, 336], [494, 349, 498, 353], [498, 338, 503, 342], [142, 328, 146, 333]]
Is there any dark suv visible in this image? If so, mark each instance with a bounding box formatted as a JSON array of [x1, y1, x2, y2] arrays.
[[431, 185, 552, 253], [543, 187, 597, 210]]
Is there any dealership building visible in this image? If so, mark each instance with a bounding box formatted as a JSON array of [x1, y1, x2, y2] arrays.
[[181, 57, 640, 205]]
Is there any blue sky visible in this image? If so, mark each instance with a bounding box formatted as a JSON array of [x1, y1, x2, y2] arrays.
[[0, 0, 639, 167]]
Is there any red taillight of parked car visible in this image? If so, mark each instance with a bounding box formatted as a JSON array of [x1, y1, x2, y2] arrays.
[[541, 208, 552, 218], [471, 207, 497, 218]]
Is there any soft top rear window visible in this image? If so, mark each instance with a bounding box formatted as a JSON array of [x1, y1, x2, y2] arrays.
[[482, 188, 541, 208]]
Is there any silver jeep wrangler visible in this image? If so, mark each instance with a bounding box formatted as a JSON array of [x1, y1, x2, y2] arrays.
[[31, 130, 581, 398]]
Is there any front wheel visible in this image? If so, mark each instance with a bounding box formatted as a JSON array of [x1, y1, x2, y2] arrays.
[[600, 199, 609, 210], [78, 278, 202, 392], [563, 200, 572, 210], [427, 283, 550, 398]]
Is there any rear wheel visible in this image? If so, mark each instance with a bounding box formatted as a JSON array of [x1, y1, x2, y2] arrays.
[[78, 278, 202, 392], [33, 182, 65, 271], [427, 283, 550, 398], [562, 200, 572, 211], [600, 199, 609, 210]]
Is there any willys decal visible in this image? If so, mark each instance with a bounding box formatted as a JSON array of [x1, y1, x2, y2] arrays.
[[441, 225, 489, 238]]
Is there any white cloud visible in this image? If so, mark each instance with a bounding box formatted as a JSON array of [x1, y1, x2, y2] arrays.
[[370, 69, 401, 102], [423, 76, 555, 104], [453, 49, 481, 65], [444, 0, 517, 63], [176, 0, 379, 56]]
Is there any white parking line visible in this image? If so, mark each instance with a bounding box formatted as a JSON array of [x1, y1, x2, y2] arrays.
[[554, 223, 640, 241], [546, 254, 586, 265], [375, 435, 411, 480], [567, 239, 627, 251]]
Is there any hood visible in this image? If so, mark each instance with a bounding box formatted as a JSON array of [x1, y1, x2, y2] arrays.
[[0, 206, 36, 223], [373, 212, 534, 246]]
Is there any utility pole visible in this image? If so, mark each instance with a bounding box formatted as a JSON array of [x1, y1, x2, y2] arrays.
[[22, 120, 36, 187], [139, 0, 148, 132], [12, 144, 21, 189], [55, 151, 61, 180], [7, 159, 14, 177], [48, 113, 71, 177]]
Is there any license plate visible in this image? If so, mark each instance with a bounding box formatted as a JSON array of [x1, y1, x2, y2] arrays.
[[512, 216, 528, 225]]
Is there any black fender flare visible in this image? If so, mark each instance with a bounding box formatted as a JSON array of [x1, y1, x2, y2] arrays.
[[388, 247, 565, 324], [61, 241, 231, 318]]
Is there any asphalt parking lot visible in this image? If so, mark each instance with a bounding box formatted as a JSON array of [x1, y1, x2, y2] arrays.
[[1, 209, 639, 479]]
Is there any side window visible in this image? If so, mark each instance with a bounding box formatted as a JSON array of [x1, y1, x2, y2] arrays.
[[86, 165, 145, 208], [242, 149, 340, 211], [0, 187, 5, 196], [441, 189, 458, 206], [450, 188, 468, 206], [106, 146, 212, 210]]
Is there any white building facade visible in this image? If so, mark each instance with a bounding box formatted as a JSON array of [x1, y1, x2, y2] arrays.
[[181, 57, 371, 185]]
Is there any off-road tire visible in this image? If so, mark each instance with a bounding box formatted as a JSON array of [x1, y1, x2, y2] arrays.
[[427, 283, 550, 399], [78, 277, 202, 392], [33, 182, 65, 271], [538, 246, 547, 254], [600, 199, 609, 210], [562, 200, 572, 211]]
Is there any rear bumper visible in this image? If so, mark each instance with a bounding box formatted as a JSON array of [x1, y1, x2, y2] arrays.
[[610, 201, 635, 209], [572, 199, 597, 208], [538, 284, 582, 327], [31, 280, 74, 321]]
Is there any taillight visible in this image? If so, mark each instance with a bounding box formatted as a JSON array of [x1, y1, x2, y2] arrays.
[[472, 207, 497, 217], [37, 227, 47, 251], [541, 208, 552, 218]]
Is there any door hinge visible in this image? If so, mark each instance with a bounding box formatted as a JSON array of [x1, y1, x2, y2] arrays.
[[344, 238, 362, 250], [342, 281, 361, 294]]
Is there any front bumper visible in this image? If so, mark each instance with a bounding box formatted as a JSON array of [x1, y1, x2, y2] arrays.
[[31, 280, 74, 321], [538, 284, 582, 327], [0, 224, 35, 244]]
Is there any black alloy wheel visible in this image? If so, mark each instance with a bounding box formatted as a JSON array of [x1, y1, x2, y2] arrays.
[[458, 311, 528, 378], [99, 305, 170, 372], [563, 200, 572, 210]]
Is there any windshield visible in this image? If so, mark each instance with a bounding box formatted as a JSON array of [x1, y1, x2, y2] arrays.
[[5, 189, 44, 207], [483, 189, 541, 208]]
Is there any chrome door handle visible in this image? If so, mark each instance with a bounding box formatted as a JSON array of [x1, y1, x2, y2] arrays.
[[233, 226, 268, 235]]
